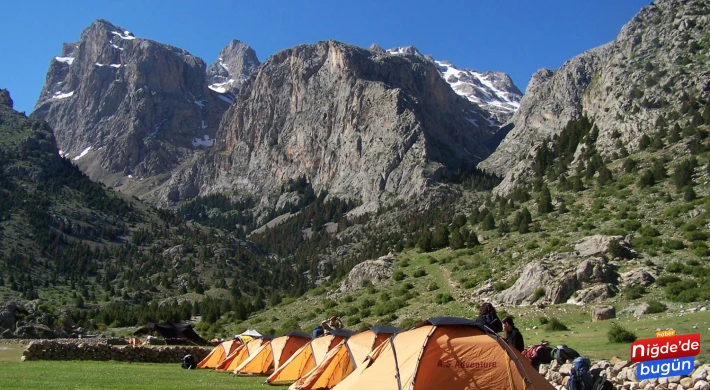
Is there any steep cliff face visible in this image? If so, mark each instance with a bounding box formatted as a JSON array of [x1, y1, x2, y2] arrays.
[[206, 39, 260, 99], [162, 40, 501, 208], [31, 19, 230, 195], [386, 46, 523, 124], [481, 0, 710, 194]]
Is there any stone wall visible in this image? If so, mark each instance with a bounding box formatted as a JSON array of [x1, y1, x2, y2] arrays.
[[21, 340, 211, 363], [542, 359, 710, 390]]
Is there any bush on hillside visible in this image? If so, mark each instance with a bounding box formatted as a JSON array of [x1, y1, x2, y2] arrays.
[[608, 322, 637, 343], [532, 288, 546, 302], [624, 285, 647, 300], [655, 275, 681, 286], [545, 317, 568, 331], [646, 300, 667, 314], [538, 317, 549, 325], [435, 293, 455, 304], [413, 268, 427, 278], [392, 270, 406, 281]]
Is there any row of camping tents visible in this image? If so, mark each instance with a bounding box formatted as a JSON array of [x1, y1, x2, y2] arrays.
[[197, 317, 555, 390]]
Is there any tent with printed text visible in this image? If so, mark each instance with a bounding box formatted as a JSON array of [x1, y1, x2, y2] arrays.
[[235, 331, 312, 376], [332, 317, 555, 390], [267, 329, 356, 384], [216, 336, 271, 371], [290, 325, 400, 390]]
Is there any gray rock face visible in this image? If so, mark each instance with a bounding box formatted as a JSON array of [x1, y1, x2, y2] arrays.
[[0, 302, 17, 330], [31, 19, 230, 199], [206, 39, 260, 98], [622, 269, 656, 287], [571, 284, 616, 305], [0, 89, 13, 108], [574, 235, 625, 257], [163, 40, 502, 207], [481, 0, 710, 194], [386, 46, 523, 124], [339, 253, 395, 293]]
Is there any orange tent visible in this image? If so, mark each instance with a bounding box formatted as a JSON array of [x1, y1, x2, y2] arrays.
[[197, 338, 242, 369], [235, 331, 312, 376], [267, 329, 356, 385], [290, 326, 400, 390], [332, 317, 555, 390], [216, 337, 271, 371]]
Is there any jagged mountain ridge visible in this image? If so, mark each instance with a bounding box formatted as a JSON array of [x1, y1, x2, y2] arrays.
[[206, 39, 260, 100], [30, 19, 231, 198], [160, 40, 504, 210], [384, 45, 522, 124], [481, 0, 710, 194]]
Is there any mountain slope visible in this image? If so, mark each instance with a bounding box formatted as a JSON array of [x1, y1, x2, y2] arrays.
[[161, 40, 503, 209], [481, 0, 710, 194], [384, 45, 522, 124], [30, 19, 230, 199]]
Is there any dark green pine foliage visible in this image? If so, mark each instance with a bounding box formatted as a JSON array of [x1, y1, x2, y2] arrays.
[[672, 157, 698, 191], [481, 213, 496, 231], [538, 185, 553, 214], [669, 124, 682, 142]]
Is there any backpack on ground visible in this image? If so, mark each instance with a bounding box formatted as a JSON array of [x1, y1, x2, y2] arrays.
[[312, 325, 325, 338], [591, 372, 614, 390], [552, 344, 581, 365], [567, 357, 594, 390], [522, 344, 553, 369], [181, 354, 195, 369]]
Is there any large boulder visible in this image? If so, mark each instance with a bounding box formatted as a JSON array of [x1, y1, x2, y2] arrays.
[[13, 324, 57, 339], [339, 254, 395, 293], [574, 235, 625, 257], [592, 305, 616, 321], [494, 262, 554, 305], [621, 269, 656, 287], [569, 284, 616, 305], [576, 258, 615, 284]]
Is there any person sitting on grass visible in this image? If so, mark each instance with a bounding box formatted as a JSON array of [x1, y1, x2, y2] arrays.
[[476, 302, 503, 333], [321, 316, 344, 335], [502, 316, 524, 352]]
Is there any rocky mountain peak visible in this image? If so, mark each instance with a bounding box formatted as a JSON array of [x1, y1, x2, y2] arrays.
[[160, 39, 502, 208], [383, 45, 523, 124], [0, 89, 13, 108], [30, 19, 230, 199], [368, 43, 386, 54], [206, 39, 260, 97], [481, 0, 710, 195]]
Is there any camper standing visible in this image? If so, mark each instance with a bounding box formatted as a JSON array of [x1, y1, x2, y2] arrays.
[[502, 316, 524, 352], [321, 316, 343, 335], [476, 302, 503, 333]]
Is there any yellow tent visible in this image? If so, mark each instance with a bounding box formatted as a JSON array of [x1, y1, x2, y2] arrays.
[[267, 329, 356, 385], [235, 332, 311, 376], [332, 317, 555, 390], [197, 339, 240, 369], [216, 337, 268, 371], [290, 326, 400, 390]]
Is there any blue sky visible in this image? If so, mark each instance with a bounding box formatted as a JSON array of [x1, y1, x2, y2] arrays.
[[1, 0, 651, 114]]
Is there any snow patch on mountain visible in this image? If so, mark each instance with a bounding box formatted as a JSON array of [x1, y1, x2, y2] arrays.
[[111, 31, 135, 40], [55, 56, 74, 65], [73, 146, 92, 161], [52, 91, 74, 100], [192, 135, 214, 147]]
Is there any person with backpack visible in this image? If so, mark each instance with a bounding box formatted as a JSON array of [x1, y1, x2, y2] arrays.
[[567, 356, 613, 390], [502, 316, 524, 352], [521, 340, 552, 370], [476, 302, 503, 333]]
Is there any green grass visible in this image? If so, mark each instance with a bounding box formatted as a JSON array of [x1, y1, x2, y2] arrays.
[[0, 360, 265, 390]]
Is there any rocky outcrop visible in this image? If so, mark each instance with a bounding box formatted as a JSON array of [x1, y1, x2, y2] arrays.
[[481, 0, 710, 194], [575, 235, 628, 257], [0, 302, 17, 331], [621, 269, 656, 287], [21, 340, 210, 363], [31, 19, 230, 199], [592, 305, 616, 321], [206, 39, 260, 98], [339, 253, 395, 293], [163, 40, 504, 207], [0, 89, 13, 108], [493, 251, 617, 306]]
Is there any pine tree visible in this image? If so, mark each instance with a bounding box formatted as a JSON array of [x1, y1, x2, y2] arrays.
[[450, 230, 464, 250], [703, 100, 710, 124], [467, 230, 480, 247], [481, 214, 496, 231], [417, 231, 433, 253], [669, 124, 682, 142], [639, 134, 651, 150], [432, 226, 450, 249], [538, 185, 553, 214]]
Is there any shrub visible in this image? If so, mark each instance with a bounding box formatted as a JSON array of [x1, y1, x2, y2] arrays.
[[398, 317, 419, 330], [638, 226, 661, 237], [413, 268, 427, 278], [532, 288, 546, 302], [646, 300, 667, 314], [624, 285, 646, 300], [435, 293, 455, 304], [545, 317, 569, 331], [538, 317, 550, 325], [684, 230, 709, 242], [666, 262, 686, 273], [664, 239, 685, 250], [655, 275, 681, 286], [608, 322, 637, 343], [684, 186, 696, 202], [392, 270, 406, 281]]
